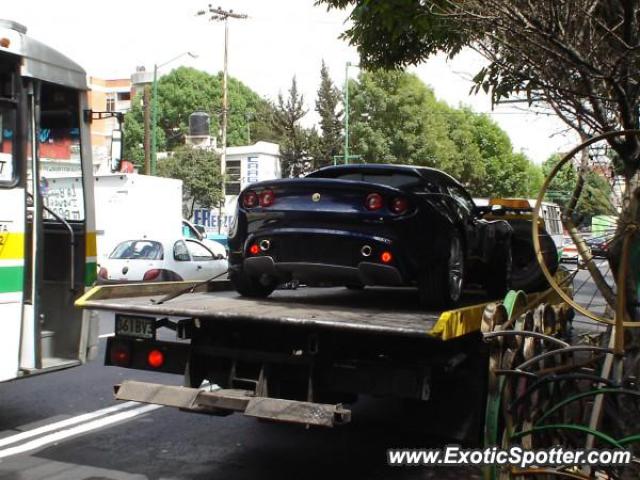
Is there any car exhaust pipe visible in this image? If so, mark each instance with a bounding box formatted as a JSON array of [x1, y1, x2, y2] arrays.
[[360, 245, 372, 257], [259, 239, 271, 251]]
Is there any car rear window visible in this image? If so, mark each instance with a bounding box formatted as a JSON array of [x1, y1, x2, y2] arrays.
[[315, 171, 421, 188], [110, 240, 164, 260]]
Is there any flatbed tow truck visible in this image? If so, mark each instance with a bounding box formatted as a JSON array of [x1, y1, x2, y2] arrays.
[[75, 278, 570, 445]]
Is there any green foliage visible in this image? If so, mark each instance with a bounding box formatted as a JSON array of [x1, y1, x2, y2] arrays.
[[272, 77, 314, 177], [347, 70, 540, 197], [542, 154, 615, 220], [122, 95, 145, 168], [157, 146, 223, 218], [316, 0, 469, 70], [315, 61, 343, 168], [317, 0, 640, 173], [123, 67, 274, 163]]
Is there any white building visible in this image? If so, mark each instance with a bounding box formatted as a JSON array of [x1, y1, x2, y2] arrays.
[[192, 141, 281, 236]]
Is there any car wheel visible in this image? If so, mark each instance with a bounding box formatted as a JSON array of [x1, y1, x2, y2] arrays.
[[510, 221, 559, 292], [485, 240, 512, 299], [419, 230, 464, 308], [229, 270, 276, 298]]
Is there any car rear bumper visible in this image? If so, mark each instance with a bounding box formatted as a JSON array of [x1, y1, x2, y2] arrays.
[[243, 256, 405, 286]]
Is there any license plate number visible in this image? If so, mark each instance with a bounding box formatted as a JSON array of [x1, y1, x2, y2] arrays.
[[115, 315, 155, 339]]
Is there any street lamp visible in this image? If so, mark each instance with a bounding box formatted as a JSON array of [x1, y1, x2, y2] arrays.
[[344, 61, 360, 164], [151, 51, 198, 174]]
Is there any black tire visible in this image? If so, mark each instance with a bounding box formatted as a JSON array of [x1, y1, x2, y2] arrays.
[[229, 270, 276, 298], [485, 240, 512, 299], [510, 221, 559, 292], [418, 230, 464, 308]]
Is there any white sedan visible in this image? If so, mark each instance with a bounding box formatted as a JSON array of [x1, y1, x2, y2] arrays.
[[98, 238, 228, 283]]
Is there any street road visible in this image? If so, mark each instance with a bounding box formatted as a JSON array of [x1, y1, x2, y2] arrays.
[[0, 269, 610, 480], [0, 302, 481, 480]]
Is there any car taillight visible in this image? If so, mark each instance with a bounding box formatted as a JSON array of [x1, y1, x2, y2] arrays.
[[259, 189, 275, 207], [380, 251, 393, 264], [98, 267, 108, 279], [242, 190, 258, 208], [249, 243, 260, 255], [110, 343, 131, 367], [143, 269, 161, 281], [390, 197, 408, 215], [365, 193, 383, 211], [147, 349, 165, 369]]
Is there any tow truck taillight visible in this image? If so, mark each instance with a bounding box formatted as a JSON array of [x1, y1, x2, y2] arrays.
[[259, 189, 275, 207], [390, 197, 408, 215], [242, 190, 258, 208], [110, 343, 131, 367], [147, 349, 165, 369], [143, 269, 161, 281], [98, 267, 108, 279], [365, 193, 383, 211]]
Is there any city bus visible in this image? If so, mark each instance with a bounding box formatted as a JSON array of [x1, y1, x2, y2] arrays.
[[0, 19, 98, 382]]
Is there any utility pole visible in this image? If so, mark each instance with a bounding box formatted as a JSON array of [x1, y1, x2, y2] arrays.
[[197, 6, 247, 233], [343, 62, 359, 164]]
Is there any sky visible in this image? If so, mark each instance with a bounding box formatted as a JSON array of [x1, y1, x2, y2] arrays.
[[3, 0, 578, 164]]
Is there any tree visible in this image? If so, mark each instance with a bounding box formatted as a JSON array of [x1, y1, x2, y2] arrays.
[[347, 69, 540, 197], [318, 2, 640, 171], [157, 146, 223, 219], [124, 67, 274, 164], [542, 154, 615, 223], [315, 61, 343, 168], [272, 77, 312, 177]]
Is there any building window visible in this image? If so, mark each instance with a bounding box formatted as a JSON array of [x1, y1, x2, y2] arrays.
[[226, 160, 241, 181], [225, 159, 241, 195], [106, 94, 115, 112], [225, 182, 241, 195], [117, 91, 131, 101]]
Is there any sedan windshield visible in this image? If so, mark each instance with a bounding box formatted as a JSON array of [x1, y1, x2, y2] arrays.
[[110, 240, 164, 260]]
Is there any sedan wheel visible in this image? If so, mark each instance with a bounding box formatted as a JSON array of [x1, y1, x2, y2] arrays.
[[419, 230, 464, 308], [448, 236, 464, 303]]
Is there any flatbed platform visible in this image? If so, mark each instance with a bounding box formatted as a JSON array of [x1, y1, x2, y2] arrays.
[[77, 282, 492, 339]]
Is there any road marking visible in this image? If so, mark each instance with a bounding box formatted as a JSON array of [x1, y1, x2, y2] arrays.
[[98, 333, 114, 339], [0, 404, 161, 459], [0, 382, 217, 459], [0, 401, 140, 448]]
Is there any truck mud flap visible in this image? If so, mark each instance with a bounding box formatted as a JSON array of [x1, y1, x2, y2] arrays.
[[114, 380, 351, 427]]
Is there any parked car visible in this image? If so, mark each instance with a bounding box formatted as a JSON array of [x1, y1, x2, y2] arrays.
[[228, 164, 513, 307], [561, 235, 591, 263], [98, 237, 228, 283], [585, 235, 611, 258]]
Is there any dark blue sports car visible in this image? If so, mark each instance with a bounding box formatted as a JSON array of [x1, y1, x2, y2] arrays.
[[227, 164, 513, 307]]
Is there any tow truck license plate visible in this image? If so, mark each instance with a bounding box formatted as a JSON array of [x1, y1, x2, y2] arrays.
[[115, 315, 155, 339]]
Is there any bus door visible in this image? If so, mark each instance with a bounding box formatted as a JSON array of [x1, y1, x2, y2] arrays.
[[19, 78, 92, 373], [0, 52, 24, 381]]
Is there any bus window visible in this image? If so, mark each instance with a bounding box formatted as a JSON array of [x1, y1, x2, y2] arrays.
[[40, 83, 85, 221], [0, 106, 15, 185]]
